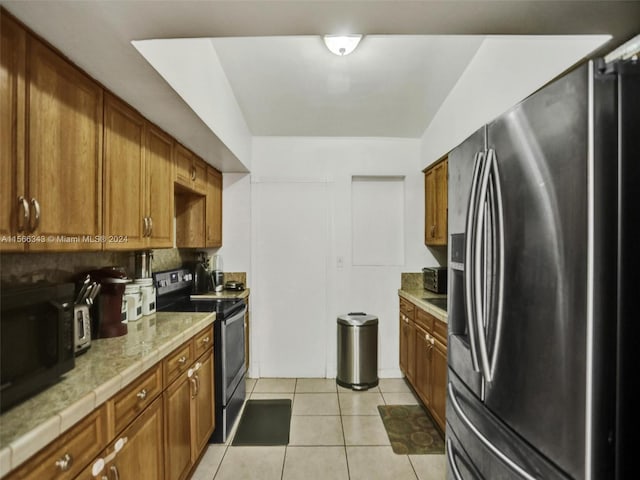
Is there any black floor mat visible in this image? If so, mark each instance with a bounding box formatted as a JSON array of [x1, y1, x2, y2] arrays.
[[231, 399, 292, 446]]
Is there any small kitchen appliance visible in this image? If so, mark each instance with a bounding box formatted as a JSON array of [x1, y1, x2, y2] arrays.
[[73, 304, 91, 355], [422, 266, 447, 294], [0, 283, 75, 412], [89, 267, 130, 338]]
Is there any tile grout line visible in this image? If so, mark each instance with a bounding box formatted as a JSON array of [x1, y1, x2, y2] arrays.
[[336, 382, 352, 480]]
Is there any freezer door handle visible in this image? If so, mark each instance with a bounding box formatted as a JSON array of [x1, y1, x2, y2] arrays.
[[487, 149, 505, 379], [464, 150, 484, 373], [446, 439, 466, 480], [448, 382, 537, 480], [473, 148, 494, 381]]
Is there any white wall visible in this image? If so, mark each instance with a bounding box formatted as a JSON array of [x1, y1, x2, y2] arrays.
[[132, 38, 253, 169], [420, 35, 611, 168], [249, 137, 435, 378]]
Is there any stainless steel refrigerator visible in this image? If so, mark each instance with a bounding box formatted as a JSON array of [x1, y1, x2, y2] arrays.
[[446, 58, 638, 480]]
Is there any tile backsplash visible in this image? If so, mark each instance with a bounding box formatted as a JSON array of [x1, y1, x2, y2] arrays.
[[0, 248, 197, 286], [401, 272, 423, 290]]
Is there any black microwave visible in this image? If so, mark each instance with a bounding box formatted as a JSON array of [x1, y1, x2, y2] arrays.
[[1, 283, 75, 412]]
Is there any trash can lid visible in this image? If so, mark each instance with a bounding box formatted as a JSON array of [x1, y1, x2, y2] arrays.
[[338, 312, 378, 326]]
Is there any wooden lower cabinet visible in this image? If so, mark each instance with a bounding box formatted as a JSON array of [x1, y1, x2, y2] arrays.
[[192, 351, 215, 460], [164, 371, 193, 480], [164, 347, 215, 480], [399, 296, 447, 432], [431, 338, 448, 430]]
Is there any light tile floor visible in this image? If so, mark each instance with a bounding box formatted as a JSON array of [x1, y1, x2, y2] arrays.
[[191, 378, 446, 480]]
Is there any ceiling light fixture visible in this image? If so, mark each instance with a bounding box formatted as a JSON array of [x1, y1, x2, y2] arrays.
[[323, 34, 362, 56]]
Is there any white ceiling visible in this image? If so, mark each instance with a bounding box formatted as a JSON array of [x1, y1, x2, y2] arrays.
[[2, 0, 639, 171], [210, 35, 484, 137]]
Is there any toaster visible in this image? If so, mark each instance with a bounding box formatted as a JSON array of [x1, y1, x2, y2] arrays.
[[73, 304, 91, 355], [423, 267, 447, 294]]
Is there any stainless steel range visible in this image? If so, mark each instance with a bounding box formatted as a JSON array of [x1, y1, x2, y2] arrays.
[[154, 268, 247, 443]]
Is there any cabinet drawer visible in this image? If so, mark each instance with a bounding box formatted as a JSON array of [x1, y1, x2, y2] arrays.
[[193, 325, 214, 358], [433, 319, 447, 345], [164, 341, 193, 386], [111, 363, 162, 435], [6, 406, 107, 480], [415, 308, 434, 332], [399, 297, 415, 318]]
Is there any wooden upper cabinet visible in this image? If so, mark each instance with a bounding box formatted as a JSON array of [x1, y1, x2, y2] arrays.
[[0, 12, 26, 251], [145, 124, 174, 248], [205, 166, 222, 248], [175, 143, 207, 194], [3, 13, 105, 254], [424, 157, 448, 246], [103, 93, 146, 250]]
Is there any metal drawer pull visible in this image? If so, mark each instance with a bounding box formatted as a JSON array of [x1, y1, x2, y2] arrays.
[[190, 377, 198, 398], [136, 388, 148, 400], [201, 336, 210, 345], [18, 196, 29, 232], [110, 465, 120, 480], [55, 453, 73, 471], [30, 198, 41, 232], [178, 355, 187, 366]]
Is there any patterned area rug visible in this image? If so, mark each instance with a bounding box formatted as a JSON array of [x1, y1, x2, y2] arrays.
[[377, 405, 445, 454]]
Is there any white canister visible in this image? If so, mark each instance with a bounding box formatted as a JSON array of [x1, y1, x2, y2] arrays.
[[124, 284, 143, 321], [121, 296, 128, 323], [134, 278, 156, 316]]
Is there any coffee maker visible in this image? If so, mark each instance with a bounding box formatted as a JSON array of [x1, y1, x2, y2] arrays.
[[89, 267, 130, 338], [185, 252, 213, 294]]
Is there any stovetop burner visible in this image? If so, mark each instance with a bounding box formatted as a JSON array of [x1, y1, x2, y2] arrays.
[[153, 268, 245, 320]]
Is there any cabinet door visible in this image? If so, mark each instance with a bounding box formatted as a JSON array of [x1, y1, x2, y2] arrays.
[[406, 320, 416, 383], [0, 13, 26, 251], [103, 93, 145, 250], [434, 159, 448, 244], [431, 339, 448, 431], [145, 124, 174, 248], [205, 166, 222, 248], [174, 143, 194, 188], [192, 157, 207, 194], [110, 395, 164, 480], [414, 325, 433, 408], [192, 350, 215, 460], [27, 36, 103, 251], [399, 316, 409, 375], [164, 373, 192, 480], [424, 158, 448, 246]]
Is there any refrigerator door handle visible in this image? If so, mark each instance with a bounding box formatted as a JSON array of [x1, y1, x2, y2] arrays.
[[464, 150, 484, 372], [474, 149, 494, 381], [487, 149, 505, 379], [446, 439, 466, 480], [448, 383, 537, 480]]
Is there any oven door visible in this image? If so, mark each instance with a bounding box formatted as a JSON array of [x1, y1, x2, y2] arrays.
[[220, 305, 247, 405]]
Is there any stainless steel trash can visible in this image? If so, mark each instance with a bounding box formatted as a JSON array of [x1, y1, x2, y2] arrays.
[[336, 312, 378, 390]]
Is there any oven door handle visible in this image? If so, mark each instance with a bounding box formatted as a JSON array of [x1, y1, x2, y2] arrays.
[[224, 305, 247, 325]]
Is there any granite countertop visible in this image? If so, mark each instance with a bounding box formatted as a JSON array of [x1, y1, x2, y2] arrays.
[[398, 289, 448, 324], [0, 311, 215, 477]]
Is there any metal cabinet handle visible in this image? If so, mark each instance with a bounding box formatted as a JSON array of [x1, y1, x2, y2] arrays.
[[178, 355, 187, 366], [143, 217, 149, 237], [190, 377, 198, 398], [194, 373, 200, 397], [55, 453, 73, 471], [431, 224, 436, 237], [148, 216, 153, 236], [201, 336, 210, 345], [18, 196, 29, 232], [110, 465, 120, 480], [30, 198, 41, 232], [136, 388, 148, 400], [191, 166, 196, 181]]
